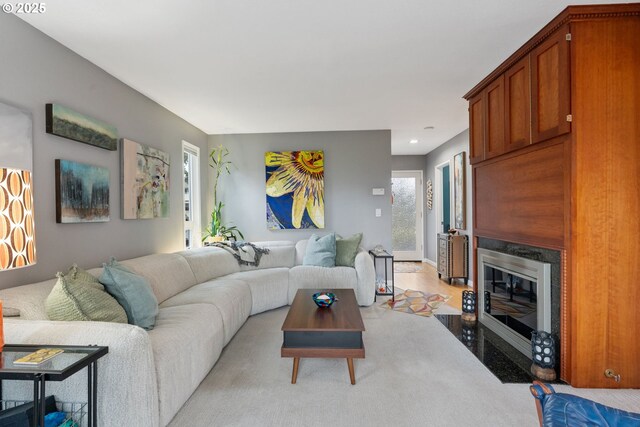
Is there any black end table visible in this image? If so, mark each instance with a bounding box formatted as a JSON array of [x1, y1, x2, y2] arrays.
[[0, 344, 108, 427], [369, 249, 395, 302]]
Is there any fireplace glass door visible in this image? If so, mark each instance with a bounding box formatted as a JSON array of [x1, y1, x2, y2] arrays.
[[482, 264, 538, 341]]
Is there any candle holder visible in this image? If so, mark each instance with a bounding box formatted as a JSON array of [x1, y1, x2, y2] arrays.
[[461, 290, 476, 322], [531, 331, 556, 381]]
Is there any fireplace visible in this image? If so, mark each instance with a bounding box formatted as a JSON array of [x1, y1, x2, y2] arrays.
[[477, 248, 551, 358]]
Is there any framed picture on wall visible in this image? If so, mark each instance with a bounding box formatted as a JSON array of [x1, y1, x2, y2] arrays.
[[453, 151, 466, 230], [55, 159, 110, 223], [265, 150, 324, 230]]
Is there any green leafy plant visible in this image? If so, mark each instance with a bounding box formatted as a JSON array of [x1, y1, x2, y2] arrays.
[[202, 145, 244, 242], [203, 201, 244, 241]]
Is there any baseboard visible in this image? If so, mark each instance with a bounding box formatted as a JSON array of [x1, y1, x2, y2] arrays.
[[422, 258, 436, 267]]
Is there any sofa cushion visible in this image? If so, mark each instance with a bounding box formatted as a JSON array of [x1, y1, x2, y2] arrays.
[[100, 259, 158, 330], [45, 266, 128, 323], [238, 241, 296, 271], [336, 233, 363, 267], [0, 279, 56, 320], [226, 268, 289, 315], [177, 247, 241, 283], [120, 253, 197, 304], [160, 278, 251, 345], [148, 304, 224, 427], [288, 265, 357, 304], [303, 233, 336, 267]]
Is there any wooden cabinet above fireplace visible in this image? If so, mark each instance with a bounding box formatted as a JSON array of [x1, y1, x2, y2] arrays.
[[464, 4, 640, 388]]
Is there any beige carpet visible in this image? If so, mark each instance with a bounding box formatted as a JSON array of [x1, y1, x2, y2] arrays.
[[169, 304, 640, 427]]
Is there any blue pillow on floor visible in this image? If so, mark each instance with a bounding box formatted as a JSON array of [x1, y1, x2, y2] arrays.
[[303, 233, 336, 267]]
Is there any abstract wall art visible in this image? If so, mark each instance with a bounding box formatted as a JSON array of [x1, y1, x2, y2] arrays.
[[265, 150, 324, 230], [453, 151, 466, 230], [121, 138, 170, 219], [46, 104, 118, 150], [55, 159, 110, 223]]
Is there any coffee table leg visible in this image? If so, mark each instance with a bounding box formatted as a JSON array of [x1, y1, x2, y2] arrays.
[[347, 358, 356, 385], [291, 358, 300, 384]]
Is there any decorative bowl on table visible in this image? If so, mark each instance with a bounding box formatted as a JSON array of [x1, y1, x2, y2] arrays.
[[312, 292, 337, 308]]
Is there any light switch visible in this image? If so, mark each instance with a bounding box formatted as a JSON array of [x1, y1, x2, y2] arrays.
[[372, 188, 385, 196], [375, 208, 382, 217]]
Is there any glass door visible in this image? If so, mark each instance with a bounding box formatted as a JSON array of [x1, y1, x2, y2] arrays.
[[391, 170, 423, 261]]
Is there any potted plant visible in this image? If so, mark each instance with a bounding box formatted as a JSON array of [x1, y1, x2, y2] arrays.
[[202, 145, 244, 243]]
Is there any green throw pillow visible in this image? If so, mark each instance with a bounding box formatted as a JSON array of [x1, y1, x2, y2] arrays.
[[99, 258, 159, 330], [336, 233, 363, 267], [303, 233, 336, 267], [45, 265, 128, 323]]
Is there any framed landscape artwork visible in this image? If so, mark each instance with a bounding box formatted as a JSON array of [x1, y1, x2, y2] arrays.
[[55, 159, 110, 223], [121, 138, 170, 219], [453, 151, 466, 230], [46, 104, 118, 150], [265, 150, 324, 229]]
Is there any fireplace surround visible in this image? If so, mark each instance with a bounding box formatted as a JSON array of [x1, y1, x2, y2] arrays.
[[478, 248, 551, 357]]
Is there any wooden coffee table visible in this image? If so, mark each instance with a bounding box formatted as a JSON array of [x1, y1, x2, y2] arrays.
[[281, 289, 365, 385]]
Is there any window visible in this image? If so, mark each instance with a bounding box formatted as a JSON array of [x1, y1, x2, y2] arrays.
[[183, 141, 201, 249]]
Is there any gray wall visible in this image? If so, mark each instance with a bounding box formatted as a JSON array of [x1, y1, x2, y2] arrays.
[[209, 131, 392, 251], [391, 155, 426, 172], [0, 14, 209, 289], [423, 129, 473, 278]]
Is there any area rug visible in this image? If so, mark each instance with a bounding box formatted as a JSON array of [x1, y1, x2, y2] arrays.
[[393, 262, 423, 273], [381, 289, 451, 317]]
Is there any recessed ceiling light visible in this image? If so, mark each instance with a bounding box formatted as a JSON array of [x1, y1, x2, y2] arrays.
[[424, 126, 435, 130], [409, 139, 419, 144]]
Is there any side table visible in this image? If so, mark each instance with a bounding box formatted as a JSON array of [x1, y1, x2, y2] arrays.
[[369, 249, 395, 302], [0, 344, 108, 427]]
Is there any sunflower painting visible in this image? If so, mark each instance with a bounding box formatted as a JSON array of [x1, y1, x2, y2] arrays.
[[265, 150, 324, 230]]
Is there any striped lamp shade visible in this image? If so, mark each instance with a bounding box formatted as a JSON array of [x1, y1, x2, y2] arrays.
[[0, 168, 36, 270]]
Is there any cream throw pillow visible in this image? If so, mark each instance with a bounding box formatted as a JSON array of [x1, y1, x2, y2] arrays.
[[45, 265, 128, 323]]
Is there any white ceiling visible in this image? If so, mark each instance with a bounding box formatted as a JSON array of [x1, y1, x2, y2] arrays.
[[18, 0, 624, 155]]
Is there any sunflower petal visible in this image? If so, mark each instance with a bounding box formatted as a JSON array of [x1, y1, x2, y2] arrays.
[[266, 169, 295, 197], [265, 152, 288, 167], [306, 192, 324, 228], [292, 187, 308, 229]]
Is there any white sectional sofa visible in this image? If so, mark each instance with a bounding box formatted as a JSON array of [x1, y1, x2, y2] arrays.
[[0, 240, 375, 426]]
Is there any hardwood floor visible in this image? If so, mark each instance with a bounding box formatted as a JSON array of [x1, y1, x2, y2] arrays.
[[393, 262, 468, 310]]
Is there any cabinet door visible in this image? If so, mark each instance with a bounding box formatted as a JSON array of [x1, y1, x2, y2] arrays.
[[468, 94, 484, 164], [531, 26, 571, 143], [485, 76, 505, 160], [504, 56, 531, 151]]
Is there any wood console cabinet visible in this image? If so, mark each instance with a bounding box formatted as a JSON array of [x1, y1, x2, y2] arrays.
[[464, 4, 640, 388], [437, 233, 469, 285]]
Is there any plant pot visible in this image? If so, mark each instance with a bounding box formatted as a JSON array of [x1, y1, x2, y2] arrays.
[[212, 235, 225, 242]]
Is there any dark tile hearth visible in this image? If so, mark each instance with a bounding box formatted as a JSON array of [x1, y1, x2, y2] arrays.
[[436, 314, 540, 384]]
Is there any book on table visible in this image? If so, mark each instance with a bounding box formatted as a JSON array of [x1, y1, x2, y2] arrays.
[[13, 348, 64, 365]]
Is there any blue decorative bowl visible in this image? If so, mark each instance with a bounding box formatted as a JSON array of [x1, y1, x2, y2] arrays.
[[312, 292, 337, 308]]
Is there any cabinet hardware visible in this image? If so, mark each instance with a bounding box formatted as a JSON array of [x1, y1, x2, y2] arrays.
[[604, 369, 621, 382], [566, 114, 573, 122], [566, 33, 572, 41]]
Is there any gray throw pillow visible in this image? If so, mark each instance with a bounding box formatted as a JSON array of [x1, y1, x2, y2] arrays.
[[303, 233, 336, 267], [99, 258, 159, 330], [336, 233, 363, 267]]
